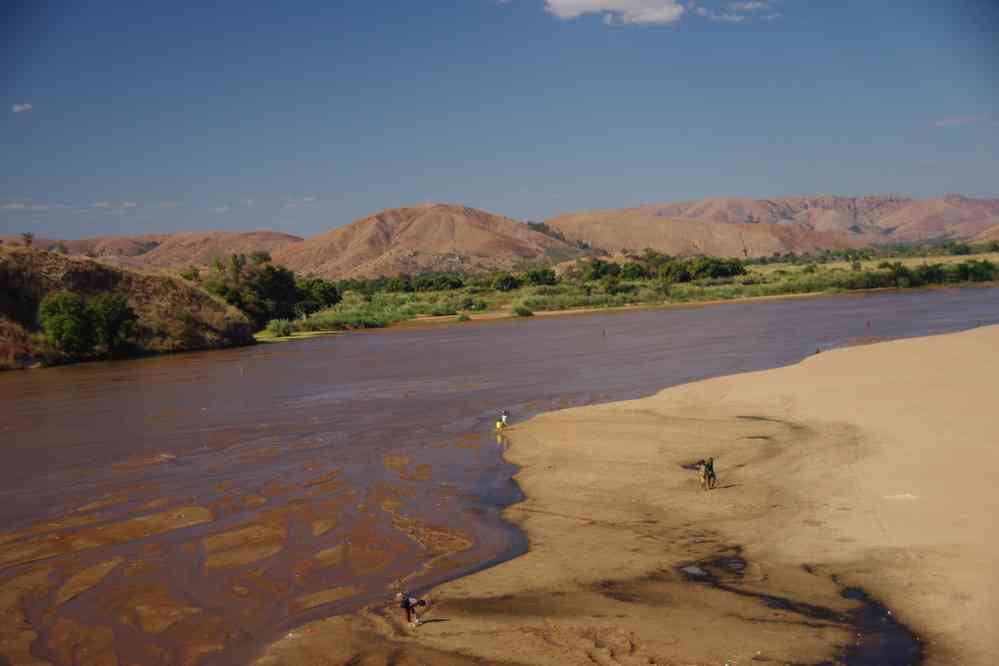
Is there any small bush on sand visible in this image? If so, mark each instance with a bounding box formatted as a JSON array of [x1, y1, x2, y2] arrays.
[[265, 318, 295, 337], [512, 304, 534, 317], [457, 312, 471, 322]]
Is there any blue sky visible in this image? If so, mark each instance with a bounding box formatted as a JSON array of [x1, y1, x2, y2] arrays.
[[3, 0, 998, 239]]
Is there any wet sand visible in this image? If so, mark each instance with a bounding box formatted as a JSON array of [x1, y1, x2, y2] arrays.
[[2, 288, 998, 665], [256, 325, 998, 665]]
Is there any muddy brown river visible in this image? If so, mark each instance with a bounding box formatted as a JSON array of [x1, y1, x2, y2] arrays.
[[2, 287, 997, 666]]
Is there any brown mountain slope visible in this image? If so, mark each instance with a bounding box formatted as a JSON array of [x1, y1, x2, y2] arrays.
[[0, 246, 253, 366], [0, 234, 168, 256], [632, 195, 913, 233], [873, 194, 999, 241], [975, 223, 999, 243], [1, 231, 303, 268], [271, 204, 585, 279], [545, 210, 863, 258], [120, 230, 303, 268], [595, 194, 999, 241]]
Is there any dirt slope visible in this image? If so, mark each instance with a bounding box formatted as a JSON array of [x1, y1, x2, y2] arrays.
[[547, 194, 999, 253], [975, 223, 999, 243], [271, 203, 585, 279], [1, 231, 303, 268], [546, 210, 863, 257], [120, 230, 303, 268], [0, 246, 253, 366]]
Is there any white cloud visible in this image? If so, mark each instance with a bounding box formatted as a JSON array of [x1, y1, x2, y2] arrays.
[[545, 0, 685, 24], [691, 0, 781, 22], [728, 0, 771, 11], [91, 201, 138, 209], [693, 5, 744, 21], [1, 200, 64, 211], [11, 103, 33, 113], [932, 114, 991, 128], [282, 195, 319, 209]]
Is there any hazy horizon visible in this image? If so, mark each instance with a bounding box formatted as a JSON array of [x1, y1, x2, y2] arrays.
[[4, 1, 998, 239]]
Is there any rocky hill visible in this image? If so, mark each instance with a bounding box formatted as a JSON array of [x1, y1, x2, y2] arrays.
[[116, 230, 303, 268], [976, 224, 999, 243], [545, 210, 863, 258], [0, 246, 253, 368], [271, 203, 586, 279], [0, 231, 303, 267], [544, 194, 999, 256]]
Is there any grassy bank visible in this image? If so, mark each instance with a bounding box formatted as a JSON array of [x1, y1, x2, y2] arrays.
[[1, 247, 255, 369], [262, 253, 999, 339]]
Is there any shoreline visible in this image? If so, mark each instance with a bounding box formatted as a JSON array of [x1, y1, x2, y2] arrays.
[[253, 325, 998, 665], [265, 281, 999, 338], [7, 282, 996, 369]]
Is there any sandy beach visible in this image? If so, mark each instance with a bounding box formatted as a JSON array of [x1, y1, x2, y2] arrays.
[[255, 324, 998, 665]]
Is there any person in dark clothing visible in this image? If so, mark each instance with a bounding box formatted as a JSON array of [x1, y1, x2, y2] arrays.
[[702, 457, 716, 490], [395, 592, 428, 626]]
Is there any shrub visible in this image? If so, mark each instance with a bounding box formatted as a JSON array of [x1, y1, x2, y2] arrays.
[[523, 268, 557, 286], [457, 312, 471, 322], [512, 304, 534, 317], [89, 293, 138, 353], [265, 318, 295, 337], [39, 291, 95, 354], [492, 273, 521, 291]]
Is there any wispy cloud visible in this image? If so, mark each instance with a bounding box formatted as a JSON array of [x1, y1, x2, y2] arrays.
[[729, 0, 772, 11], [91, 201, 138, 210], [689, 0, 780, 22], [282, 195, 319, 209], [11, 103, 33, 113], [544, 0, 686, 25], [932, 114, 994, 128], [1, 200, 62, 211], [542, 0, 780, 25], [692, 5, 744, 22]]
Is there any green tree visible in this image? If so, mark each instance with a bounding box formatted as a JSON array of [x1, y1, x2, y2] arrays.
[[492, 273, 521, 291], [620, 262, 648, 280], [39, 291, 95, 354], [295, 275, 341, 317], [89, 293, 138, 353], [523, 268, 557, 286], [250, 250, 272, 265]]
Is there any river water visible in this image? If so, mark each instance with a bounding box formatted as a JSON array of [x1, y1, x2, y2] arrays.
[[1, 287, 997, 665]]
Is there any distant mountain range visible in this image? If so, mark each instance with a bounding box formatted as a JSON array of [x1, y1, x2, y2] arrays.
[[4, 194, 998, 279]]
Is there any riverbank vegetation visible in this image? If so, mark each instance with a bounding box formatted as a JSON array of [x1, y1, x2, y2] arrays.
[[264, 247, 999, 336], [0, 246, 254, 369], [178, 252, 341, 329]]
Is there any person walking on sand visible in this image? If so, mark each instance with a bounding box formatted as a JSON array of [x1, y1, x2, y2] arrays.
[[699, 457, 716, 490], [501, 410, 510, 427], [396, 591, 428, 627]]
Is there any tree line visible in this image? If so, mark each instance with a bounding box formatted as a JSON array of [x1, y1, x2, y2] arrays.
[[179, 252, 341, 330]]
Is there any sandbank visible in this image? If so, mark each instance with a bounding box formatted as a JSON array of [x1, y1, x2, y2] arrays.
[[255, 325, 998, 665]]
